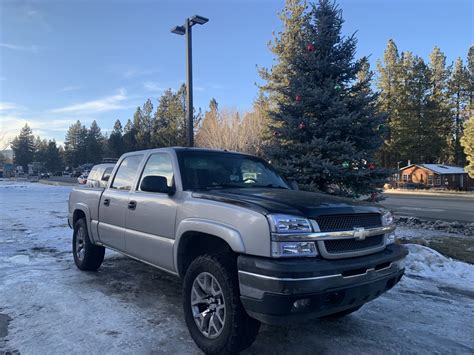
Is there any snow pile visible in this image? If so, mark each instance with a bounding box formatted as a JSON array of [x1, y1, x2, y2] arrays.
[[396, 216, 474, 236], [404, 243, 474, 290]]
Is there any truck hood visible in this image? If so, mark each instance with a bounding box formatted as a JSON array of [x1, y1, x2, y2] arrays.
[[192, 188, 382, 218]]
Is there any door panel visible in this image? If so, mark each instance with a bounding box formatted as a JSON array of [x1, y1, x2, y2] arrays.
[[97, 154, 144, 251], [124, 153, 177, 270], [98, 189, 129, 250]]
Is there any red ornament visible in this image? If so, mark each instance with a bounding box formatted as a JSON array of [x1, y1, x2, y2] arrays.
[[307, 43, 315, 52], [298, 121, 306, 130], [368, 163, 376, 170], [295, 95, 302, 102]]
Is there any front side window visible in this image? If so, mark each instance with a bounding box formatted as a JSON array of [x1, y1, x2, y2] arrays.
[[177, 151, 289, 191], [111, 155, 143, 190], [139, 153, 174, 190]]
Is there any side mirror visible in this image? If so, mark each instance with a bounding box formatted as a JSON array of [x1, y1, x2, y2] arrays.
[[140, 175, 175, 195], [102, 175, 110, 182]]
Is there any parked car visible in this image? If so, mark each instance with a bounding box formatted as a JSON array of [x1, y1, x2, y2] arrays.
[[40, 172, 50, 179], [86, 164, 115, 188], [77, 174, 88, 184], [68, 148, 407, 354]]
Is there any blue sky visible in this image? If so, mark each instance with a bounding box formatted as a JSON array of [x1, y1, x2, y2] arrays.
[[0, 0, 472, 147]]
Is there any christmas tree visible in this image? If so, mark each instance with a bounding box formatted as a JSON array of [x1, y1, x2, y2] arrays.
[[260, 0, 387, 197]]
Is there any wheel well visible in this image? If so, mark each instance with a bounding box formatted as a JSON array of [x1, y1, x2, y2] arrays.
[[73, 210, 86, 226], [177, 232, 234, 277]]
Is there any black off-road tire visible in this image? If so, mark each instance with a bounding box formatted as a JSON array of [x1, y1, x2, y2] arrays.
[[323, 305, 362, 320], [183, 254, 261, 354], [73, 218, 105, 271]]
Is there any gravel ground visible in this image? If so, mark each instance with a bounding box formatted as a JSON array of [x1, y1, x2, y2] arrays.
[[1, 181, 473, 355]]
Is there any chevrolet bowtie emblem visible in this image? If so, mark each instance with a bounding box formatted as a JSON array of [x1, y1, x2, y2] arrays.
[[353, 227, 368, 241]]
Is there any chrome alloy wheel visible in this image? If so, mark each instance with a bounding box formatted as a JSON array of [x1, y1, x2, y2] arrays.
[[191, 272, 226, 339], [75, 226, 86, 262]]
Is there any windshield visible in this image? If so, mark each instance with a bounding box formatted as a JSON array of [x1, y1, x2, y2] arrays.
[[177, 151, 289, 191]]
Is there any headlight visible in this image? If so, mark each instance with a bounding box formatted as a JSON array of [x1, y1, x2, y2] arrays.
[[382, 211, 394, 226], [271, 241, 318, 258], [268, 214, 312, 233]]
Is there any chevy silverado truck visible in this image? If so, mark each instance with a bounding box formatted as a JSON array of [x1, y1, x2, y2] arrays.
[[68, 147, 407, 354]]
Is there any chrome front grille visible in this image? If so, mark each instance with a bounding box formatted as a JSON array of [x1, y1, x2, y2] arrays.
[[316, 213, 382, 232], [315, 214, 385, 259]]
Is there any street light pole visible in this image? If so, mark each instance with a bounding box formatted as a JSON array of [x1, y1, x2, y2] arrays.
[[185, 18, 193, 147], [171, 15, 209, 148]]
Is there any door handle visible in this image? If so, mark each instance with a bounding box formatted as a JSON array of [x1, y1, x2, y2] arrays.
[[103, 198, 110, 206], [128, 200, 137, 210]]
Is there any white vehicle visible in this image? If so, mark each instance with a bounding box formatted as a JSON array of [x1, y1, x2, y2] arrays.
[[86, 164, 115, 188], [77, 174, 88, 184]]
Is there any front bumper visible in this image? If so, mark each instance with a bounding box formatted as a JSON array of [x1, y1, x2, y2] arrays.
[[238, 244, 408, 324]]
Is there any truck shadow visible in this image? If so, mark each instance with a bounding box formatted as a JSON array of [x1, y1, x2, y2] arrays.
[[84, 254, 370, 354]]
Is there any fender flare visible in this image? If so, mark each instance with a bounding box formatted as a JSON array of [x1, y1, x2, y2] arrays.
[[174, 218, 245, 272], [72, 203, 95, 243]]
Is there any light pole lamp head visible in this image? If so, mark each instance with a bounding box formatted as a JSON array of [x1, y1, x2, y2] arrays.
[[171, 25, 186, 35], [190, 15, 209, 26]]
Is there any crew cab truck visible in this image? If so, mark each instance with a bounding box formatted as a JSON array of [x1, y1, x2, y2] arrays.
[[68, 148, 407, 354]]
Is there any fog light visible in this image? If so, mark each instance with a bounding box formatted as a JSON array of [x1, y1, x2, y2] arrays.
[[293, 298, 311, 309], [386, 232, 396, 245]]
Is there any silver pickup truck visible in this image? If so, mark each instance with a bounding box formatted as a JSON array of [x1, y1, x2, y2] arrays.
[[68, 147, 407, 354]]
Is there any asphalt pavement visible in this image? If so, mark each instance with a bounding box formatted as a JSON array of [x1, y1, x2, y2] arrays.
[[381, 192, 474, 223]]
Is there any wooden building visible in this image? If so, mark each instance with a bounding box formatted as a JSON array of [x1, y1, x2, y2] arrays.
[[398, 164, 474, 190]]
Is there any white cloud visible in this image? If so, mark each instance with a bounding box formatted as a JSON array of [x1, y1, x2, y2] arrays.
[[59, 85, 81, 93], [143, 81, 165, 92], [0, 102, 19, 111], [51, 89, 128, 114], [0, 42, 42, 53], [123, 67, 159, 79]]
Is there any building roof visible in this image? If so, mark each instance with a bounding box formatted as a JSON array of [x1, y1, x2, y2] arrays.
[[400, 163, 466, 174]]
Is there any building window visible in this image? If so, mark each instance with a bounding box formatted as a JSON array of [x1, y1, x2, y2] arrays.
[[452, 175, 455, 182], [403, 174, 408, 182], [408, 174, 413, 182], [435, 176, 441, 185], [428, 175, 433, 185]]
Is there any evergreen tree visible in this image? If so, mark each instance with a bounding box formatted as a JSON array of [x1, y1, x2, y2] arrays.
[[260, 0, 386, 197], [86, 120, 104, 163], [122, 119, 137, 152], [11, 123, 35, 171], [428, 47, 451, 162], [461, 117, 474, 178], [34, 137, 49, 163], [64, 120, 88, 167], [108, 119, 124, 157], [44, 140, 63, 172], [376, 39, 403, 168], [152, 85, 187, 147], [448, 57, 470, 165]]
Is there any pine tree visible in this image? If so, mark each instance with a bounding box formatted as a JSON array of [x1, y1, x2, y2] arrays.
[[376, 39, 403, 168], [461, 117, 474, 178], [44, 140, 63, 172], [260, 0, 386, 197], [122, 119, 137, 152], [152, 86, 187, 147], [64, 120, 88, 168], [448, 57, 470, 165], [11, 123, 35, 171], [86, 120, 104, 163], [108, 119, 124, 157], [34, 137, 49, 163], [428, 47, 451, 162]]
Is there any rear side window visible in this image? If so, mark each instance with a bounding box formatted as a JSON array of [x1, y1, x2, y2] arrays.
[[111, 155, 143, 190], [138, 153, 174, 189], [102, 167, 113, 181]]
